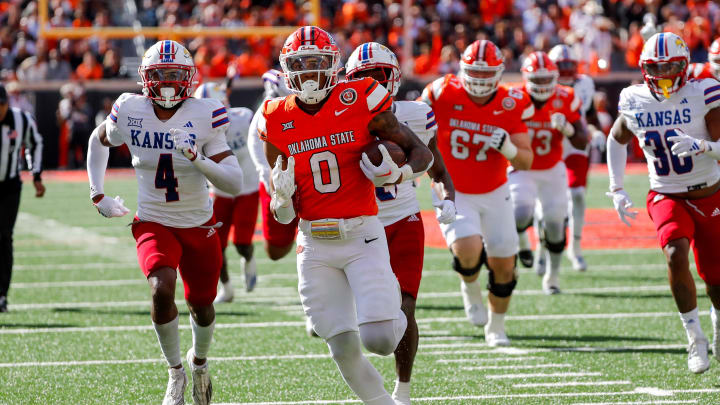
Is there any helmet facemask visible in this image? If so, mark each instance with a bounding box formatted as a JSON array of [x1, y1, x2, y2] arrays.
[[555, 60, 577, 86], [524, 71, 558, 101], [281, 52, 340, 104], [140, 65, 195, 109], [459, 62, 504, 98], [641, 59, 687, 99]]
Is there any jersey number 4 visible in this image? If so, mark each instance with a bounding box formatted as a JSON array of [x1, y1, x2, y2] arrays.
[[644, 130, 693, 176], [155, 154, 180, 202]]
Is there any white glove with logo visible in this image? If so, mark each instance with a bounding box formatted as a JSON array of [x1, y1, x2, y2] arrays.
[[360, 144, 403, 186], [271, 155, 296, 205], [94, 195, 130, 218], [551, 112, 574, 137], [591, 130, 606, 152], [667, 128, 705, 158], [605, 189, 637, 227], [433, 199, 456, 224], [170, 128, 198, 161], [489, 127, 518, 160]]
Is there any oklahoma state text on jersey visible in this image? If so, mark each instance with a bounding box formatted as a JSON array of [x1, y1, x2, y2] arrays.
[[259, 78, 391, 221], [514, 84, 581, 170], [421, 74, 534, 194]]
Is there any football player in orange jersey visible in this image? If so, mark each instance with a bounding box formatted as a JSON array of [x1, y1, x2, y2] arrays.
[[258, 27, 433, 405], [688, 38, 720, 81], [420, 40, 533, 346], [510, 52, 587, 294]]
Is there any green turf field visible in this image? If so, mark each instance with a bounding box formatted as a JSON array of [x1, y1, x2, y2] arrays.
[[1, 171, 718, 404]]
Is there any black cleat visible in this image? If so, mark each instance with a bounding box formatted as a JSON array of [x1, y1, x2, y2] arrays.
[[0, 296, 7, 313], [518, 250, 534, 268]]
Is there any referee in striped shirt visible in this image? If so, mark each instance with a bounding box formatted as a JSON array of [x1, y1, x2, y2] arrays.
[[0, 83, 44, 312]]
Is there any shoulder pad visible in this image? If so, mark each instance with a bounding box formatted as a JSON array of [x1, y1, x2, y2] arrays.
[[262, 97, 284, 116]]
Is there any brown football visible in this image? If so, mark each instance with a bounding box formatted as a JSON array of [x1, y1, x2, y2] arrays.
[[363, 140, 406, 166]]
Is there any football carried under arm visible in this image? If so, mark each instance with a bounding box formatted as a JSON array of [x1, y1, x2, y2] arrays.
[[86, 122, 130, 218], [170, 128, 244, 196], [367, 110, 434, 182]]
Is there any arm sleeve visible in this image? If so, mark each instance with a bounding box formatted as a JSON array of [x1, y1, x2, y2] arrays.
[[248, 107, 271, 187], [87, 122, 110, 198], [607, 134, 628, 192], [22, 112, 43, 179]]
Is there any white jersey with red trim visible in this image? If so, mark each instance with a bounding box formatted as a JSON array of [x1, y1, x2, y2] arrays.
[[617, 78, 720, 193], [564, 74, 596, 157], [211, 107, 258, 198], [105, 93, 231, 228], [376, 101, 437, 226]]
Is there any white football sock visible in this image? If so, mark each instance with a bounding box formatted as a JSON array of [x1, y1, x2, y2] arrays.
[[680, 308, 706, 342], [518, 231, 531, 251], [153, 315, 182, 368], [326, 331, 394, 404], [190, 315, 215, 360], [568, 187, 586, 253], [221, 280, 233, 295], [548, 251, 562, 277], [392, 380, 410, 402], [462, 278, 484, 297], [486, 311, 505, 334]]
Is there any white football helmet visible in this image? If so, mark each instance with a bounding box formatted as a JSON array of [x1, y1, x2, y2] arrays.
[[139, 40, 197, 109], [193, 82, 229, 106], [459, 40, 505, 97], [279, 26, 342, 104], [548, 44, 578, 86], [346, 42, 401, 97], [640, 32, 690, 99]]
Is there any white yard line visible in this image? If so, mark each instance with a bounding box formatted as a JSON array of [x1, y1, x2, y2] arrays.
[[485, 371, 602, 379], [438, 356, 544, 363], [515, 380, 632, 388], [572, 401, 696, 405], [462, 363, 572, 371], [420, 284, 679, 298]]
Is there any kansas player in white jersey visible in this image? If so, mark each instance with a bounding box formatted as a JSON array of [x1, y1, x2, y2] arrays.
[[346, 42, 456, 405], [193, 82, 259, 302], [608, 33, 720, 375], [85, 40, 243, 405], [247, 69, 300, 262]]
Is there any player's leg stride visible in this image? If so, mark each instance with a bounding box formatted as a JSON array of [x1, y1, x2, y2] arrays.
[[421, 40, 534, 346], [566, 185, 587, 271], [346, 42, 457, 405], [262, 27, 433, 404], [607, 32, 720, 374], [86, 39, 242, 402]]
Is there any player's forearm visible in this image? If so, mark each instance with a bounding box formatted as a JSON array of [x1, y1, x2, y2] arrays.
[[193, 156, 244, 196], [87, 124, 110, 200], [607, 135, 627, 192], [509, 148, 533, 170], [427, 158, 455, 201], [569, 123, 588, 150]]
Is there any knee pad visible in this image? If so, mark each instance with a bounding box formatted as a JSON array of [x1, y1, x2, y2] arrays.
[[516, 221, 532, 233], [486, 267, 518, 298], [451, 251, 485, 277], [544, 235, 567, 253], [359, 317, 406, 356], [327, 331, 363, 362]]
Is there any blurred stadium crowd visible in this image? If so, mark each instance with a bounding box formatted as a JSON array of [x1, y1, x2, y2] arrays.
[[1, 0, 719, 83]]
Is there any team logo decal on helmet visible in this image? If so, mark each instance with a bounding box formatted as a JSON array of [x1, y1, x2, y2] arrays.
[[340, 88, 357, 105], [346, 42, 402, 97], [640, 32, 690, 99], [502, 97, 516, 110]]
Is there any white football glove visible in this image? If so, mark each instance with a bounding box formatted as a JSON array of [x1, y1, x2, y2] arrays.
[[489, 127, 518, 159], [605, 189, 637, 227], [591, 130, 606, 152], [170, 128, 198, 161], [94, 195, 130, 218], [667, 128, 705, 158], [433, 199, 456, 224], [360, 144, 403, 186], [550, 112, 574, 137], [271, 155, 296, 205]]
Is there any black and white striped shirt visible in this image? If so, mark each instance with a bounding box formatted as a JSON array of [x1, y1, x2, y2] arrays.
[[0, 107, 42, 183]]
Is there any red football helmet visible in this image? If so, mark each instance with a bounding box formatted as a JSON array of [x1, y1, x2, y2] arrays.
[[548, 44, 578, 86], [459, 40, 505, 97], [522, 51, 559, 102], [279, 26, 342, 104], [709, 37, 720, 80]]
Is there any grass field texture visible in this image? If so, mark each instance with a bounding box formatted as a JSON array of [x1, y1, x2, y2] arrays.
[[1, 167, 719, 404]]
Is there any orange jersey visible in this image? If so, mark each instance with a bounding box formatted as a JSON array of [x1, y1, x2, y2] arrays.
[[260, 78, 392, 221], [515, 84, 582, 170], [421, 74, 533, 194], [688, 62, 716, 80]]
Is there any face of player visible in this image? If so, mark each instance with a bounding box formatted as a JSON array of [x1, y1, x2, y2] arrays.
[[286, 54, 332, 90], [348, 67, 392, 85], [555, 60, 577, 85], [642, 60, 686, 78], [463, 69, 497, 79], [146, 67, 191, 108]]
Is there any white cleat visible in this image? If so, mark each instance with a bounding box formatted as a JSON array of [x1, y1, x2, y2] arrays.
[[213, 285, 234, 304], [392, 394, 411, 405], [568, 253, 587, 272], [186, 349, 213, 405], [542, 275, 561, 295], [162, 366, 187, 405], [461, 281, 488, 327], [305, 317, 319, 337], [711, 306, 720, 362], [243, 257, 257, 293], [687, 337, 710, 374], [484, 325, 511, 347]]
